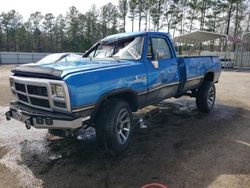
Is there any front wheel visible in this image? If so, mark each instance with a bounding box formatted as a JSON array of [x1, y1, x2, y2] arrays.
[[95, 99, 132, 155], [196, 82, 216, 113]]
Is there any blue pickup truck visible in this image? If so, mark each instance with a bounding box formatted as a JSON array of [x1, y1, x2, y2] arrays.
[[6, 32, 221, 154]]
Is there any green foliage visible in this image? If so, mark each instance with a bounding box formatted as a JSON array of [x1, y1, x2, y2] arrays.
[[128, 0, 137, 31], [118, 0, 128, 32]]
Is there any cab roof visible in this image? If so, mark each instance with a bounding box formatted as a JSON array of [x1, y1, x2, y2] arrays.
[[100, 32, 170, 44]]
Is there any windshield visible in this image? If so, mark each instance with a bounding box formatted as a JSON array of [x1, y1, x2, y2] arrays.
[[87, 36, 144, 60], [93, 44, 114, 58], [114, 37, 144, 60]]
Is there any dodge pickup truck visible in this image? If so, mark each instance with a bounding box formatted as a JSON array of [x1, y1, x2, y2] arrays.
[[5, 32, 221, 154]]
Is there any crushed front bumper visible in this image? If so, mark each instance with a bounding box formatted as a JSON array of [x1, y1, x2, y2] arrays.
[[5, 102, 92, 130]]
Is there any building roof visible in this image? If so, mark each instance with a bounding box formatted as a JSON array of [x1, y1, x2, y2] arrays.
[[174, 31, 228, 44]]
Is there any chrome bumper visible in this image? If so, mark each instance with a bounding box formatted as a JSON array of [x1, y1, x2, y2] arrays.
[[5, 102, 92, 130]]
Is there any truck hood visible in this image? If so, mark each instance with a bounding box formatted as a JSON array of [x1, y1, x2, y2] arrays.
[[12, 58, 132, 79]]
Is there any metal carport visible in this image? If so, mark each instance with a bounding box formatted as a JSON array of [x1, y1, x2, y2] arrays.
[[174, 31, 250, 68], [174, 31, 235, 69], [174, 31, 228, 45], [174, 31, 228, 58]]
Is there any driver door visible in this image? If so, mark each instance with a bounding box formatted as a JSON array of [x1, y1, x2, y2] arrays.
[[145, 36, 180, 103]]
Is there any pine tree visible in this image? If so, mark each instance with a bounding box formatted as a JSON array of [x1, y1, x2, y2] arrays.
[[129, 0, 137, 32], [118, 0, 128, 32]]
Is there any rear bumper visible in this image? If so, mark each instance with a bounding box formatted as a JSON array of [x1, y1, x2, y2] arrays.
[[5, 102, 92, 129]]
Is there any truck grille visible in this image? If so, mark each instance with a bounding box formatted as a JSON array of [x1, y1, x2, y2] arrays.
[[15, 83, 26, 92], [14, 81, 51, 111], [17, 93, 29, 102], [27, 85, 48, 96], [29, 97, 50, 108], [11, 76, 70, 113]]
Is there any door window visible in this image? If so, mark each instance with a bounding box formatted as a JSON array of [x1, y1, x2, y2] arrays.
[[150, 38, 171, 60]]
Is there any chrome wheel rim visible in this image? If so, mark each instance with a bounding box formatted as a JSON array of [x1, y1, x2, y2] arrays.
[[207, 87, 215, 107], [116, 108, 131, 144]]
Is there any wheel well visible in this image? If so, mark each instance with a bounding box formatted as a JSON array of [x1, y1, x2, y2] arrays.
[[106, 92, 138, 112], [203, 72, 214, 82], [90, 91, 138, 123]]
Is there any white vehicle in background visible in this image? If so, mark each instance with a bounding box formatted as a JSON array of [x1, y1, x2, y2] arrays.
[[35, 53, 83, 64], [220, 58, 235, 69]]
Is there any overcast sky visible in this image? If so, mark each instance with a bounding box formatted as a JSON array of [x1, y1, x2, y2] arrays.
[[1, 0, 169, 33], [0, 0, 119, 21]]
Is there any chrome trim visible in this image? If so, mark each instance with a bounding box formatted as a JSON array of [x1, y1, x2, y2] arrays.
[[137, 90, 148, 95], [10, 107, 83, 129], [137, 82, 180, 95], [32, 117, 82, 129], [72, 105, 95, 112], [52, 97, 65, 103], [82, 116, 91, 122], [137, 76, 203, 96], [186, 76, 203, 82], [10, 76, 71, 113], [149, 81, 180, 92], [152, 83, 161, 88]]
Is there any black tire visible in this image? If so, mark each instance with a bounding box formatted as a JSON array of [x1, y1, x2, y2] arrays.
[[95, 98, 132, 155], [196, 82, 216, 113]]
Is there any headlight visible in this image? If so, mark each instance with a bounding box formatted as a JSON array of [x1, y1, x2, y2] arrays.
[[9, 77, 15, 94], [51, 84, 65, 97]]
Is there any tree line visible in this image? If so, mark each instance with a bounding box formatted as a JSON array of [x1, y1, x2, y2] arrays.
[[0, 0, 249, 53]]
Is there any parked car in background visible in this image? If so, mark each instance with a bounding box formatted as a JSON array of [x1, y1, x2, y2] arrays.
[[35, 53, 83, 65], [220, 58, 235, 69]]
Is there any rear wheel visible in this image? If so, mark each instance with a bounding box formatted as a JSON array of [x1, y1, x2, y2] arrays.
[[196, 82, 216, 113], [95, 98, 132, 155]]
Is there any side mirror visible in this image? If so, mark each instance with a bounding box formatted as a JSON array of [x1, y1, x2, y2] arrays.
[[155, 49, 165, 60]]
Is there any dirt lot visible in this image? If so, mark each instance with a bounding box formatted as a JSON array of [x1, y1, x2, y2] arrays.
[[0, 65, 249, 188], [0, 65, 15, 106]]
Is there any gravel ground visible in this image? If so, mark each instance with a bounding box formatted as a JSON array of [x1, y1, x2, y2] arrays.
[[0, 65, 249, 188]]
